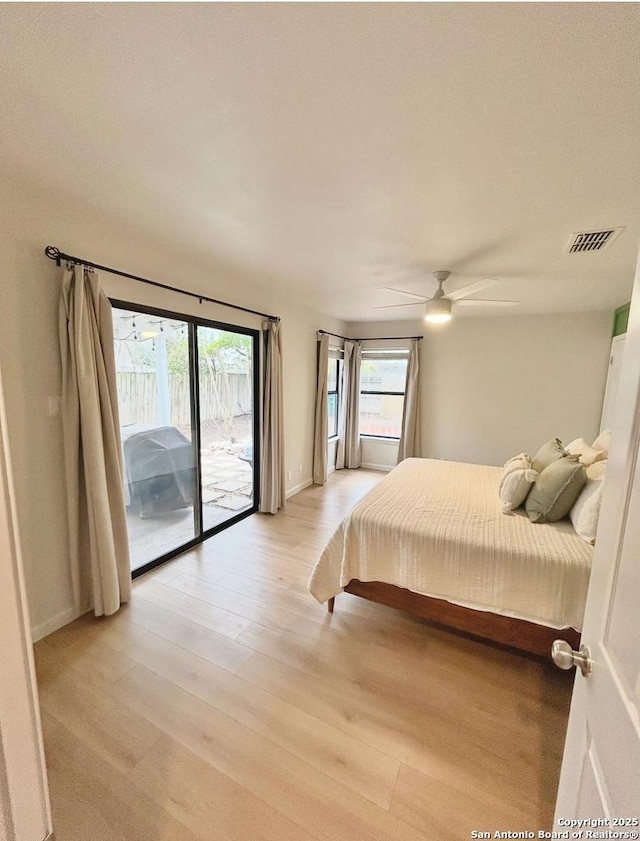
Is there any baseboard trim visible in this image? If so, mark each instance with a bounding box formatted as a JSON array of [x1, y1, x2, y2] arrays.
[[286, 478, 313, 499], [31, 604, 85, 643], [361, 462, 394, 472]]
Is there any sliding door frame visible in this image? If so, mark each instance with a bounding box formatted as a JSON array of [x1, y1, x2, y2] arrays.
[[110, 298, 261, 579]]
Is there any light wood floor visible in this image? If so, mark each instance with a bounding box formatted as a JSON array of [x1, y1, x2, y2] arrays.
[[34, 469, 573, 841]]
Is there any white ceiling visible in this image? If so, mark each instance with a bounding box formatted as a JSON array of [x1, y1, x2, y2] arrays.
[[1, 3, 639, 321]]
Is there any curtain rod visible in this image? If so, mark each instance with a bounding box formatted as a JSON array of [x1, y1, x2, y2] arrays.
[[45, 246, 280, 322], [318, 330, 422, 342]]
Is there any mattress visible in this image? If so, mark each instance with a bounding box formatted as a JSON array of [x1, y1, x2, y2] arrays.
[[308, 458, 593, 630]]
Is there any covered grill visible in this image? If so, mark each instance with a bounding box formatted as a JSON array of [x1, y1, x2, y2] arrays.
[[121, 425, 196, 518]]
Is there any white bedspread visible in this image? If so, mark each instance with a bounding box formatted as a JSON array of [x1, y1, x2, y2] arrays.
[[308, 458, 593, 630]]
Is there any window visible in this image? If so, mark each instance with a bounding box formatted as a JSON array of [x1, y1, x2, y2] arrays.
[[359, 350, 409, 439], [327, 354, 341, 438]]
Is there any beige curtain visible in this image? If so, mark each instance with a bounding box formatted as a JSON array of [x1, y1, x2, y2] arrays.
[[336, 340, 361, 470], [59, 265, 131, 616], [397, 339, 422, 462], [312, 333, 329, 485], [259, 320, 285, 513]]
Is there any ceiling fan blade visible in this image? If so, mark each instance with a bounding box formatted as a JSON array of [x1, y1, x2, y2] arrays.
[[382, 286, 429, 301], [454, 299, 520, 307], [371, 301, 425, 310], [446, 278, 499, 301]]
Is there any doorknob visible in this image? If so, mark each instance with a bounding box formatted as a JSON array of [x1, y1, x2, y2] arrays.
[[551, 640, 593, 676]]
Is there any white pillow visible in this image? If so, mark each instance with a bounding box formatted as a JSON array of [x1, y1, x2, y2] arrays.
[[591, 429, 612, 454], [499, 456, 538, 514], [565, 437, 601, 467], [499, 453, 528, 494], [570, 460, 607, 544], [502, 452, 529, 471], [586, 460, 607, 481], [498, 453, 531, 486]]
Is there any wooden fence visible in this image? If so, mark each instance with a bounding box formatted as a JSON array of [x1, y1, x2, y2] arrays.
[[117, 372, 252, 427]]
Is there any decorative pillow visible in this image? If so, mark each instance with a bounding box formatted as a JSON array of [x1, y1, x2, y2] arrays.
[[500, 466, 538, 514], [586, 460, 608, 481], [591, 429, 612, 455], [565, 437, 601, 467], [499, 453, 530, 492], [531, 438, 566, 475], [525, 456, 587, 523], [503, 452, 529, 471], [570, 460, 607, 544]]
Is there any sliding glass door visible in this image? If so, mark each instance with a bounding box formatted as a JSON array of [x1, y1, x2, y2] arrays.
[[197, 325, 255, 532], [111, 302, 259, 576]]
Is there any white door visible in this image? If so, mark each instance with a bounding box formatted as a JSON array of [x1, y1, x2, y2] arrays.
[[0, 365, 52, 841], [554, 263, 640, 822]]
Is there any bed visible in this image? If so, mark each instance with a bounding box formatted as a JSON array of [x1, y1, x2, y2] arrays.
[[308, 458, 593, 657]]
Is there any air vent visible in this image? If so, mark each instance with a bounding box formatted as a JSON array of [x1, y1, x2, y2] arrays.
[[566, 228, 624, 254]]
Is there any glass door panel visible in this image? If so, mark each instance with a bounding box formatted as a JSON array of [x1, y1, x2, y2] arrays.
[[113, 308, 196, 573], [197, 325, 255, 532]]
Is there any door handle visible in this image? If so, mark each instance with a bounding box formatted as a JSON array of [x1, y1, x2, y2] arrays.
[[551, 640, 593, 677]]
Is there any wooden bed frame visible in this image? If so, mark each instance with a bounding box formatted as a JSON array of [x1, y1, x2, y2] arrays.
[[327, 579, 580, 658]]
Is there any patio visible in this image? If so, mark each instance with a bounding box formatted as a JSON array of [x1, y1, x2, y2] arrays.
[[126, 432, 254, 573]]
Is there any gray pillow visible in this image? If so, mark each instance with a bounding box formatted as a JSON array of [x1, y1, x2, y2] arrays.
[[531, 438, 566, 474], [525, 457, 587, 523]]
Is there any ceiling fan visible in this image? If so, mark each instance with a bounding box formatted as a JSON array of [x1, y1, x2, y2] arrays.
[[374, 270, 520, 324]]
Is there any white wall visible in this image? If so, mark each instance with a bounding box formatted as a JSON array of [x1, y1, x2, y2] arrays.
[[347, 312, 613, 469], [0, 173, 345, 639], [358, 437, 398, 471]]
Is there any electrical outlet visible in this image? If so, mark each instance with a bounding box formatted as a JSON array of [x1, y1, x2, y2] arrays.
[[298, 465, 302, 477], [287, 469, 293, 482]]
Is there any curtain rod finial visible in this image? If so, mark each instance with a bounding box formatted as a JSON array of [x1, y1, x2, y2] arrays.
[[45, 245, 61, 265]]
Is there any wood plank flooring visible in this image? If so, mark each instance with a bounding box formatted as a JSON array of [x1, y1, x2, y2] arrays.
[[34, 469, 573, 841]]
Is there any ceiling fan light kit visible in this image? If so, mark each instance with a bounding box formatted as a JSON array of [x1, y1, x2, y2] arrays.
[[424, 296, 452, 324]]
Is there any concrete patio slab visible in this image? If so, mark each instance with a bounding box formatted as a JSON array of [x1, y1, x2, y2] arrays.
[[212, 479, 249, 493], [216, 495, 253, 511], [202, 486, 226, 503]]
